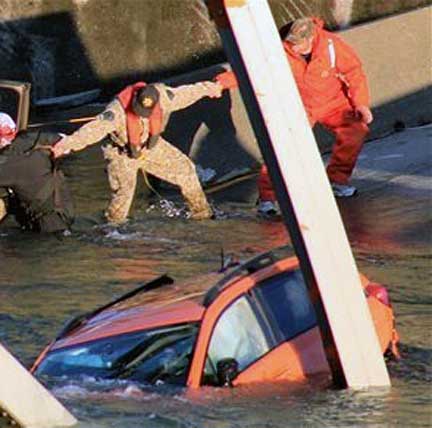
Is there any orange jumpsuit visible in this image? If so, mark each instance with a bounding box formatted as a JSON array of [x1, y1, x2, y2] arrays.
[[259, 18, 370, 202]]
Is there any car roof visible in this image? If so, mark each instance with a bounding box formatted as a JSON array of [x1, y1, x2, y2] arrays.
[[52, 272, 218, 350], [52, 246, 297, 350]]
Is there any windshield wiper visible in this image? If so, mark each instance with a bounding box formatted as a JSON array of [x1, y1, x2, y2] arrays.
[[55, 274, 174, 340]]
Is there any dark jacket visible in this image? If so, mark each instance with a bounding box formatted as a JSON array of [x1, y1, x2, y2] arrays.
[[0, 131, 74, 233]]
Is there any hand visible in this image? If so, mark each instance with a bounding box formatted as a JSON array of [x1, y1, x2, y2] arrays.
[[51, 140, 70, 158], [355, 105, 373, 124], [0, 139, 11, 150], [207, 82, 223, 99], [215, 71, 238, 90]]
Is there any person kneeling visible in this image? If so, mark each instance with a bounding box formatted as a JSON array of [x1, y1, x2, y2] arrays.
[[0, 113, 74, 234]]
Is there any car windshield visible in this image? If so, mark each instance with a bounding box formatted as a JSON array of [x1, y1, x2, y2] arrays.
[[36, 323, 199, 385]]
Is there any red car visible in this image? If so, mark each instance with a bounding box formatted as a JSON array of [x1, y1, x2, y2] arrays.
[[32, 247, 399, 388]]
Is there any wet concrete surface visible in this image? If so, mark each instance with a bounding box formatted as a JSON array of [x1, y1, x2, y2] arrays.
[[0, 124, 431, 427]]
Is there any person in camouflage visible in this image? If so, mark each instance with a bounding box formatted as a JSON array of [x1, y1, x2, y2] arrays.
[[52, 79, 224, 224], [0, 199, 6, 224]]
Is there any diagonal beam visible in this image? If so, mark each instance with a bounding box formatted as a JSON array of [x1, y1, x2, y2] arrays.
[[0, 343, 77, 428]]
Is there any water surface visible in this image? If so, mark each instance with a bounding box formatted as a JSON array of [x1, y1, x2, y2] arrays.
[[0, 127, 431, 427]]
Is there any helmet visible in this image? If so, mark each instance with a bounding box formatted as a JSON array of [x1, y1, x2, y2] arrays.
[[0, 112, 16, 149], [132, 85, 160, 118]]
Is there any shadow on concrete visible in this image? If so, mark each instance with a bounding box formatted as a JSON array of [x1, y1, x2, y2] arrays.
[[0, 12, 97, 99], [0, 10, 226, 101], [314, 85, 432, 155], [0, 10, 225, 100], [163, 66, 259, 184]]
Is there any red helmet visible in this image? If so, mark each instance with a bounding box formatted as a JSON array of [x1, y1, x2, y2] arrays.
[[0, 112, 16, 149]]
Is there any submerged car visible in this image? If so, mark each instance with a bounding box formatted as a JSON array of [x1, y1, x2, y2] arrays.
[[32, 246, 399, 388]]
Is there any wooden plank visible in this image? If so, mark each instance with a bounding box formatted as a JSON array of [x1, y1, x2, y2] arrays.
[[208, 0, 390, 388], [0, 343, 77, 428]]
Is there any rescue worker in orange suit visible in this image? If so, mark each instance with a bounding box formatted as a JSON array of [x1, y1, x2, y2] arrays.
[[52, 79, 226, 224], [257, 17, 373, 215]]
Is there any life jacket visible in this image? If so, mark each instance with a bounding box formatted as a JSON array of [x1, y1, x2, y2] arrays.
[[117, 82, 163, 153]]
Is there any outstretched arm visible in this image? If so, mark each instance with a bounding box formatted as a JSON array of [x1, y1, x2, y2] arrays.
[[52, 100, 121, 158], [165, 80, 224, 112]]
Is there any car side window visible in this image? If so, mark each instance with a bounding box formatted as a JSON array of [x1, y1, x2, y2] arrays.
[[255, 270, 317, 343], [203, 295, 269, 385]]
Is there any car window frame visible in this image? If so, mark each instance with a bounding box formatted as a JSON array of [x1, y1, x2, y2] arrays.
[[187, 257, 304, 388], [196, 269, 318, 387], [200, 292, 274, 386], [251, 270, 318, 345], [247, 288, 280, 348]]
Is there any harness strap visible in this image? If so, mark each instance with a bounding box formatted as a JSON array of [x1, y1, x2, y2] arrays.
[[328, 38, 351, 91], [327, 38, 336, 68]]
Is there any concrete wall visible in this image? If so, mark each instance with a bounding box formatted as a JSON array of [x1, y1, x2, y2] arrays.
[[162, 6, 432, 184], [0, 1, 429, 99], [342, 7, 432, 136]]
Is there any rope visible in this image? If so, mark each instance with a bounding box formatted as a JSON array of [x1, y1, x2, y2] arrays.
[[142, 169, 163, 199], [204, 170, 259, 195], [143, 169, 259, 200], [28, 116, 96, 129]]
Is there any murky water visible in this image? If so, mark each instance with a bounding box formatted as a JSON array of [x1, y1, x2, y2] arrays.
[[0, 127, 431, 427]]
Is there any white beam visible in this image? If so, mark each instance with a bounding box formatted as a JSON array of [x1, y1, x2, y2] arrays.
[[0, 343, 77, 428], [209, 0, 390, 388]]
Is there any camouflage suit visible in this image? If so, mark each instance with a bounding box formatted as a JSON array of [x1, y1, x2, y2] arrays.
[[0, 198, 6, 222], [56, 81, 222, 223]]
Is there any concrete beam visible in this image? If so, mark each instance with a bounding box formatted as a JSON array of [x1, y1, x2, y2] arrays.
[[208, 0, 390, 388], [0, 343, 77, 428]]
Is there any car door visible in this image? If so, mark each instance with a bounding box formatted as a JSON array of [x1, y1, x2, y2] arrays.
[[233, 269, 329, 384], [193, 268, 328, 387], [200, 293, 272, 386]]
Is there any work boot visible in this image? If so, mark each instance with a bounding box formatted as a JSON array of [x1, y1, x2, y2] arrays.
[[190, 207, 213, 220], [257, 200, 279, 216], [331, 182, 357, 198]]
